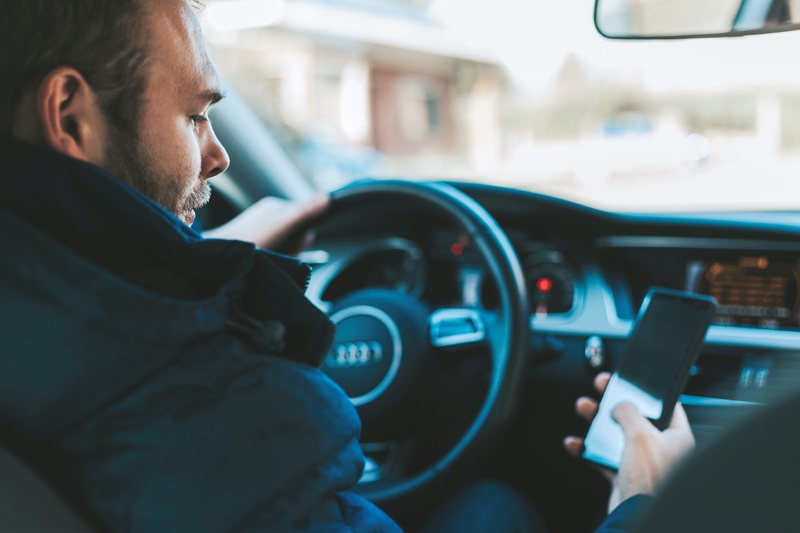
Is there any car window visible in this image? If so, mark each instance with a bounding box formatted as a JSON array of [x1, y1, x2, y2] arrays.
[[202, 0, 800, 213]]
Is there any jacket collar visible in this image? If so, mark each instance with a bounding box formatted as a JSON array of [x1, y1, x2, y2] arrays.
[[0, 138, 333, 366]]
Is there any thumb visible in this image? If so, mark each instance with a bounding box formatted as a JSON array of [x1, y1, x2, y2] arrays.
[[297, 194, 331, 221], [612, 402, 653, 436]]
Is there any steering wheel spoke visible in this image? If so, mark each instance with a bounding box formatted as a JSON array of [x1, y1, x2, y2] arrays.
[[429, 308, 487, 349], [359, 441, 401, 484]]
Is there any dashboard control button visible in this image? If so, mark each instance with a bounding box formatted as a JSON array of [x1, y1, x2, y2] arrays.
[[755, 368, 770, 389], [740, 367, 755, 389], [585, 336, 606, 369]]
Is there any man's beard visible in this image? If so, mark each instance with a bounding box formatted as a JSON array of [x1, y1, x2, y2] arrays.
[[102, 126, 211, 224]]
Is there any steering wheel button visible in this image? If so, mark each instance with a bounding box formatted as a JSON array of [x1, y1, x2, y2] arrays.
[[429, 309, 486, 348]]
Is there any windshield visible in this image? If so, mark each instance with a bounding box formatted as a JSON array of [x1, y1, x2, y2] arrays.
[[202, 0, 800, 213]]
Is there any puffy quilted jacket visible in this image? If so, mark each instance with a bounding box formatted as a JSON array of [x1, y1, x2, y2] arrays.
[[0, 139, 400, 532]]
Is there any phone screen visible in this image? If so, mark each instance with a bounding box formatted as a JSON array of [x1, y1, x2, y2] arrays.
[[582, 288, 716, 470]]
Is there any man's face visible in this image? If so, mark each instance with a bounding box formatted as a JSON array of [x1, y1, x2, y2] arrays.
[[104, 0, 229, 226]]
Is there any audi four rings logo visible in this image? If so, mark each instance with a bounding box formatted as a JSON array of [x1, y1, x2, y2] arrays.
[[326, 341, 384, 369]]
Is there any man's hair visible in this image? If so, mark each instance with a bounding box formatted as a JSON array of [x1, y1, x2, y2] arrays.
[[0, 0, 150, 138]]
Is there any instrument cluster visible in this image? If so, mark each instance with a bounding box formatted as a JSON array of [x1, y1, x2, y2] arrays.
[[520, 242, 578, 316]]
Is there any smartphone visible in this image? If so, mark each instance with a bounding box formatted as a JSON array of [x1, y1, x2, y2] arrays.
[[582, 287, 717, 470]]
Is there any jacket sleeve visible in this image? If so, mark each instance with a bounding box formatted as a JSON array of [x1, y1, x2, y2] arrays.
[[594, 495, 653, 533], [333, 492, 404, 533], [58, 349, 399, 533]]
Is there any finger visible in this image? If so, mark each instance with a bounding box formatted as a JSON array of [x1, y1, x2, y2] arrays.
[[296, 194, 330, 220], [265, 195, 328, 229], [311, 194, 331, 212], [272, 197, 330, 255], [668, 402, 691, 431], [564, 437, 616, 483], [283, 230, 317, 257], [299, 230, 317, 251], [575, 397, 598, 422], [611, 402, 653, 436], [563, 436, 584, 457], [594, 372, 611, 394]]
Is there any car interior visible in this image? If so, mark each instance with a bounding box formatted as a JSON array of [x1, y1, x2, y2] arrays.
[[8, 0, 800, 531], [194, 1, 800, 530]]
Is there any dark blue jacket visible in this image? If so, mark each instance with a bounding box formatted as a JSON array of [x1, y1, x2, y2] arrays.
[[596, 495, 652, 532], [0, 139, 400, 532]]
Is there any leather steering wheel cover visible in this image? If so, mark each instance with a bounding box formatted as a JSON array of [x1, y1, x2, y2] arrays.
[[328, 180, 529, 506]]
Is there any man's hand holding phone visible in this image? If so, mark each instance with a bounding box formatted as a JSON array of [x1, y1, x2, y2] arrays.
[[564, 373, 696, 514]]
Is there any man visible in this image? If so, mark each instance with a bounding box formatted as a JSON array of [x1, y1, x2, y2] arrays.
[[1, 0, 401, 530], [0, 0, 686, 530]]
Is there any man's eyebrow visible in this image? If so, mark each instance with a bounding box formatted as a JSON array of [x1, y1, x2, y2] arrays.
[[203, 89, 226, 106]]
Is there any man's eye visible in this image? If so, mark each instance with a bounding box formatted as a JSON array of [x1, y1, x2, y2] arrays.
[[190, 115, 209, 125]]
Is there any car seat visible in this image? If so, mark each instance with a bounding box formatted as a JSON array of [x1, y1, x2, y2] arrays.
[[633, 388, 800, 532]]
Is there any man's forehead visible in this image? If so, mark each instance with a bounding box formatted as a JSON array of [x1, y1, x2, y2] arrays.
[[144, 0, 220, 97]]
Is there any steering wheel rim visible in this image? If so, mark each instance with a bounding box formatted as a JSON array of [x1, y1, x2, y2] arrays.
[[317, 180, 529, 507]]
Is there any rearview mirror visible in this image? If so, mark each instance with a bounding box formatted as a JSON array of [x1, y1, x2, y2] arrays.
[[595, 0, 800, 39]]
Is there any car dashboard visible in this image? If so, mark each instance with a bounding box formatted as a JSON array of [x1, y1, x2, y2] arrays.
[[308, 182, 800, 409], [200, 177, 800, 529], [296, 181, 800, 529]]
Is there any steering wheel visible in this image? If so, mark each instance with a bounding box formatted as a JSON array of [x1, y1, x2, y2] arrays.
[[307, 180, 529, 511]]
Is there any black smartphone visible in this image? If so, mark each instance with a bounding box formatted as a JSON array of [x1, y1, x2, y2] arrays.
[[582, 287, 717, 470]]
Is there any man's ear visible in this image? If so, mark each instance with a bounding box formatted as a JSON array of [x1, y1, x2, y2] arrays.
[[36, 67, 107, 163]]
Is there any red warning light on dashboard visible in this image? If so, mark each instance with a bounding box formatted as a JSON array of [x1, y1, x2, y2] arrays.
[[450, 243, 464, 256], [537, 277, 553, 293]]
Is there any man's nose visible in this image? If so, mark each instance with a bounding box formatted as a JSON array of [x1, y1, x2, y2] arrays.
[[201, 127, 230, 179]]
